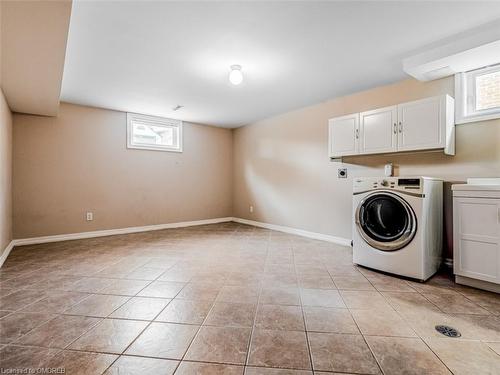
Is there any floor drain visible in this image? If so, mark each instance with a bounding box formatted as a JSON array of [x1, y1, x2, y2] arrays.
[[435, 325, 461, 338]]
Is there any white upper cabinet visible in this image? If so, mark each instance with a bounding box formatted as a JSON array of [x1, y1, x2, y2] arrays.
[[328, 94, 455, 158], [398, 96, 445, 152], [328, 113, 359, 157], [359, 106, 397, 154]]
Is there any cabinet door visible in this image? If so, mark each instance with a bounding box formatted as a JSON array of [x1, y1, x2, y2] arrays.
[[328, 113, 359, 157], [454, 198, 500, 284], [397, 96, 445, 152], [359, 106, 397, 154]]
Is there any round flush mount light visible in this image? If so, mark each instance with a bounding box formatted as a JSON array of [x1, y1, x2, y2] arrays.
[[229, 65, 243, 85]]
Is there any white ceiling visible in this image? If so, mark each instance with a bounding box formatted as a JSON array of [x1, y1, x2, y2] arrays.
[[61, 1, 500, 128]]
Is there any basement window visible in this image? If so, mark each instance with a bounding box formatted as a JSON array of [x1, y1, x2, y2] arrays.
[[127, 113, 182, 152], [455, 64, 500, 124]]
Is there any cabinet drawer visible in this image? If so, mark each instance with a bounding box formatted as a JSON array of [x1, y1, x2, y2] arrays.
[[459, 239, 498, 279], [458, 199, 499, 237], [453, 197, 500, 284]]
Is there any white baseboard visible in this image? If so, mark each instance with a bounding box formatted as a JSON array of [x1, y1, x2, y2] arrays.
[[232, 217, 352, 247], [1, 216, 351, 268], [12, 217, 234, 247], [456, 275, 500, 293], [443, 257, 454, 268], [0, 240, 16, 268]]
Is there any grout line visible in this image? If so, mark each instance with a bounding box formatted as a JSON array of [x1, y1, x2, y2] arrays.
[[420, 336, 456, 374], [293, 241, 315, 373], [336, 285, 386, 375], [168, 295, 218, 373], [242, 225, 267, 369], [156, 227, 248, 373], [375, 281, 460, 374], [53, 267, 172, 367], [2, 222, 497, 375], [100, 276, 192, 373]]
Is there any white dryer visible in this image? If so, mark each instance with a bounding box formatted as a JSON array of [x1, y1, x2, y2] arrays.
[[352, 177, 443, 281]]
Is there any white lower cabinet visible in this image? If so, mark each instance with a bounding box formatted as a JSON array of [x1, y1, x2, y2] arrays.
[[328, 94, 455, 158], [453, 188, 500, 291]]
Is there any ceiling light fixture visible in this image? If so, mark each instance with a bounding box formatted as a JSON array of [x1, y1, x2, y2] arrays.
[[229, 65, 243, 85]]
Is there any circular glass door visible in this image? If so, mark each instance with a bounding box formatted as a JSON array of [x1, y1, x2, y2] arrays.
[[355, 192, 417, 251]]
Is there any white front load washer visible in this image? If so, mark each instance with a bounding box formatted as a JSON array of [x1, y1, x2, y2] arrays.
[[352, 177, 443, 281]]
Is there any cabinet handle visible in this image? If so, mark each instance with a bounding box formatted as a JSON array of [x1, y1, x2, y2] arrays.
[[393, 123, 397, 134], [355, 129, 359, 139], [398, 121, 403, 133]]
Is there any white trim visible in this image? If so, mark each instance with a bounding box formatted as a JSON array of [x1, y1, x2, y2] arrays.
[[11, 217, 351, 247], [0, 241, 16, 268], [232, 217, 352, 247], [1, 217, 352, 267], [456, 275, 500, 294], [455, 67, 500, 125], [455, 111, 500, 125], [443, 257, 454, 269], [12, 217, 233, 247]]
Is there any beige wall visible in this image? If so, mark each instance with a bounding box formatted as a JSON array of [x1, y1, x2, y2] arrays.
[[233, 77, 500, 258], [13, 103, 233, 238], [9, 76, 500, 260], [1, 0, 71, 116], [0, 88, 13, 256]]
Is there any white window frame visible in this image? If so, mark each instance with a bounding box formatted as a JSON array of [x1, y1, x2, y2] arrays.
[[127, 113, 183, 152], [455, 64, 500, 124]]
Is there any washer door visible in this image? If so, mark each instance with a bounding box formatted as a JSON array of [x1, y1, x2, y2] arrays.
[[355, 191, 417, 251]]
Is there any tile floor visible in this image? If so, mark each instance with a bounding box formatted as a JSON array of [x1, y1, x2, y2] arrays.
[[0, 222, 499, 374]]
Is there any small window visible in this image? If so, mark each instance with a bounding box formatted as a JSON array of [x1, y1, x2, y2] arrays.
[[455, 64, 500, 124], [127, 113, 182, 152]]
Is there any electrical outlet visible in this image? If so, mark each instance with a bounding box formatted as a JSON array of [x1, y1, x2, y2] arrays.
[[86, 212, 93, 221], [249, 205, 254, 213], [338, 168, 347, 178]]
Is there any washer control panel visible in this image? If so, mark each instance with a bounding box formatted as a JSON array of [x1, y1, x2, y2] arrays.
[[354, 177, 423, 194]]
